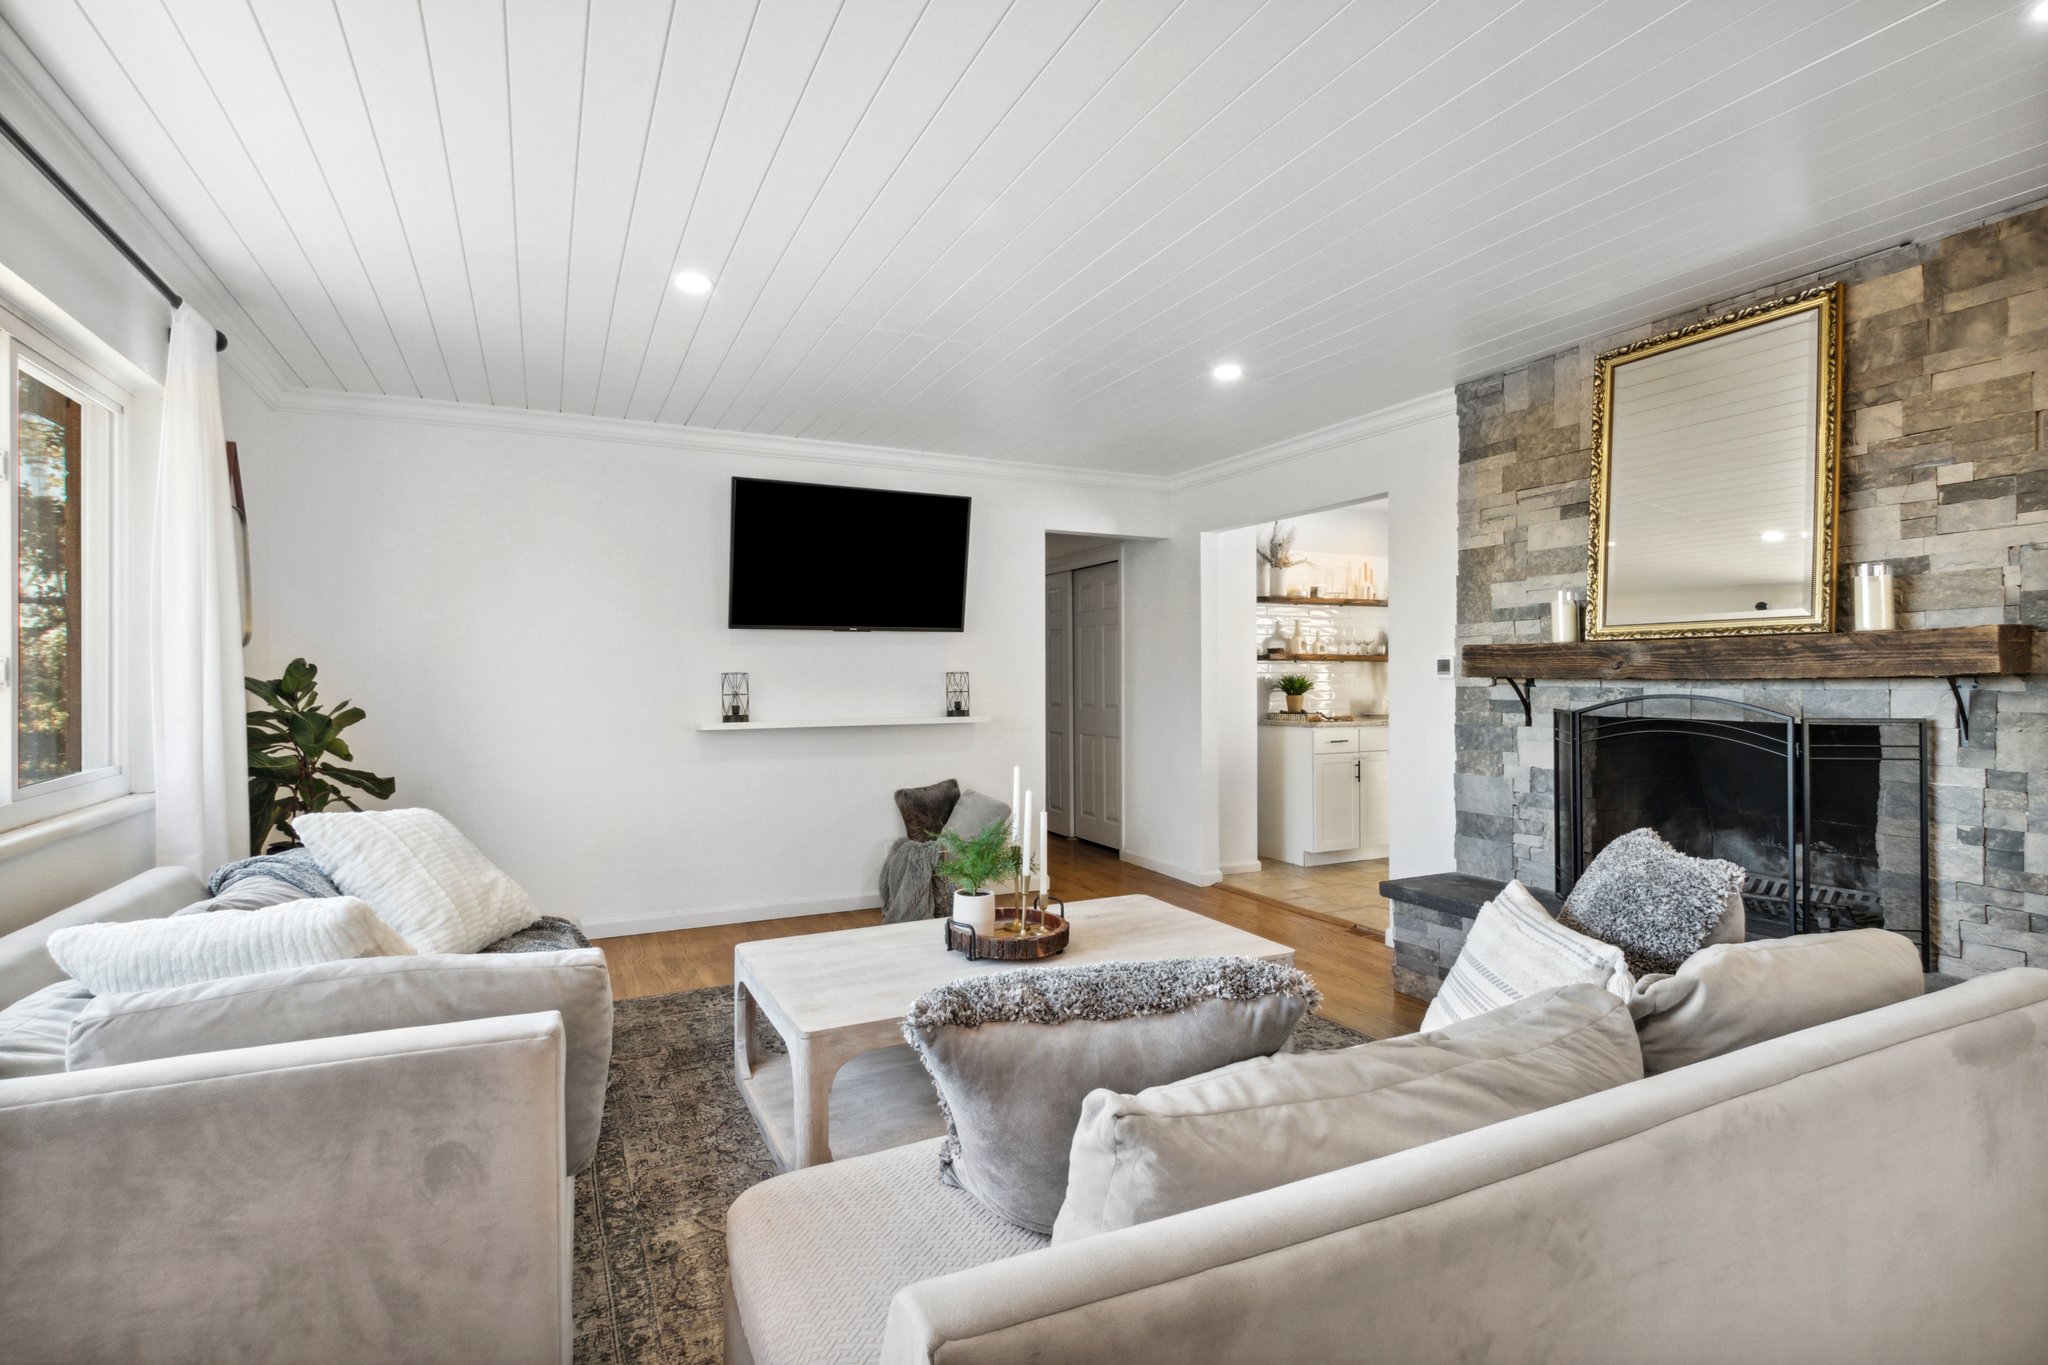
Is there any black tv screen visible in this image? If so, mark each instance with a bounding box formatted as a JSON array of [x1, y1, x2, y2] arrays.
[[728, 477, 971, 631]]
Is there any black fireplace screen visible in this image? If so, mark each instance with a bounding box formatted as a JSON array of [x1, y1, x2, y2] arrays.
[[1554, 696, 1929, 967]]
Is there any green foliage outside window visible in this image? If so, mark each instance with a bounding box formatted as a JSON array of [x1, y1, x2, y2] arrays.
[[16, 372, 82, 789]]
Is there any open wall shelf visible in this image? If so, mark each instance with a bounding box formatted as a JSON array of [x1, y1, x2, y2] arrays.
[[1259, 653, 1388, 663], [1258, 596, 1387, 608], [697, 716, 991, 732]]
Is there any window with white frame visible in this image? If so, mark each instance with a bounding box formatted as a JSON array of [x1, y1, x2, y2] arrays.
[[3, 325, 122, 828]]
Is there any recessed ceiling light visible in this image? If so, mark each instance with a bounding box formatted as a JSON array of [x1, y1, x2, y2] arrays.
[[673, 270, 714, 295], [1760, 530, 1787, 543], [2031, 0, 2048, 22], [1211, 361, 1243, 382]]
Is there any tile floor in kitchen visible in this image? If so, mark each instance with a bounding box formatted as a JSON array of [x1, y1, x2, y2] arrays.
[[1220, 858, 1391, 935]]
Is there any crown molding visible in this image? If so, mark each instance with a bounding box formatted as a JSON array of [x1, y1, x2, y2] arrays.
[[235, 372, 1461, 498], [1166, 388, 1457, 493], [245, 381, 1173, 492]]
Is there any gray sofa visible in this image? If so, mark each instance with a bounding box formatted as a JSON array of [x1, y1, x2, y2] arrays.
[[0, 867, 601, 1365], [728, 967, 2048, 1364]]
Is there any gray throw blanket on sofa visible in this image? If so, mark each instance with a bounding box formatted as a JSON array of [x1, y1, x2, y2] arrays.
[[880, 837, 949, 925], [207, 847, 341, 900]]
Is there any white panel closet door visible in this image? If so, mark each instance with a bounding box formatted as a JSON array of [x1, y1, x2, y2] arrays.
[[1073, 561, 1122, 849], [1045, 571, 1075, 838]]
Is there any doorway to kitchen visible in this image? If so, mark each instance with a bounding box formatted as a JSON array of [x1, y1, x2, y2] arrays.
[[1227, 499, 1394, 933]]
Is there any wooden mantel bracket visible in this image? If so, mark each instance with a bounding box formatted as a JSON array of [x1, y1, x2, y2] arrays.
[[1946, 677, 1979, 746], [1495, 678, 1535, 727]]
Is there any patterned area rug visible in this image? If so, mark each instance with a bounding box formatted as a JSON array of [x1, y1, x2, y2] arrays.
[[572, 986, 1371, 1365]]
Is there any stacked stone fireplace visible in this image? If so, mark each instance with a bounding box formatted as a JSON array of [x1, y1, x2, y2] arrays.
[[1451, 201, 2048, 982]]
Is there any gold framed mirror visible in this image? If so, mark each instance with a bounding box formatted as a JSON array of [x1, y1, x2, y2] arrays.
[[1586, 283, 1843, 639]]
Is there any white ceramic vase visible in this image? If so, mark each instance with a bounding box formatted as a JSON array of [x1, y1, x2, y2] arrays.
[[951, 890, 998, 937]]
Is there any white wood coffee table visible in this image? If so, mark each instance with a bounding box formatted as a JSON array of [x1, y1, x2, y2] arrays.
[[733, 894, 1294, 1172]]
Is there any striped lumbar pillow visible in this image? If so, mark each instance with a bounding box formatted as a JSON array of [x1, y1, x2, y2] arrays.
[[294, 809, 540, 955], [47, 897, 413, 996], [1421, 880, 1633, 1031]]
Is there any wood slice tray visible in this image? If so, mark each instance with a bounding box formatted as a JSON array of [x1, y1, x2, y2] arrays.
[[944, 909, 1069, 961]]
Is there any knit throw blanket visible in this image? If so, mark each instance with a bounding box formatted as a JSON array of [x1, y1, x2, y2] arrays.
[[880, 837, 948, 924], [207, 847, 341, 901]]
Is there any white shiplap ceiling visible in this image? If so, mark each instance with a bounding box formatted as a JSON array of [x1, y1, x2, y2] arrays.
[[4, 0, 2045, 477]]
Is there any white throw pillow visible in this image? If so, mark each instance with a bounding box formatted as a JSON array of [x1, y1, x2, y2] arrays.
[[1421, 880, 1633, 1031], [46, 898, 413, 996], [294, 809, 540, 954]]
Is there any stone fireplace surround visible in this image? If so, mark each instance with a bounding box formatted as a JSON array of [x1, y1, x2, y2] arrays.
[[1448, 200, 2048, 986]]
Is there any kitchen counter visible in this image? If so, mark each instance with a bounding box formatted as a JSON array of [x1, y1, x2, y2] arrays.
[[1260, 714, 1389, 727]]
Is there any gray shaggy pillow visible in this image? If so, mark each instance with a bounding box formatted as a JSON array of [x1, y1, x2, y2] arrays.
[[902, 957, 1319, 1232], [1563, 829, 1743, 976]]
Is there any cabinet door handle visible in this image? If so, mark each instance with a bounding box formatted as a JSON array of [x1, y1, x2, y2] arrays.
[[1354, 760, 1361, 782]]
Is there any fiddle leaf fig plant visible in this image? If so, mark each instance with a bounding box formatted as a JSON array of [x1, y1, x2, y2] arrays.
[[245, 657, 397, 855], [934, 819, 1024, 895]]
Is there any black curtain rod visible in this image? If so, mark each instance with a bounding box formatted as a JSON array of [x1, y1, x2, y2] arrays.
[[0, 109, 228, 354]]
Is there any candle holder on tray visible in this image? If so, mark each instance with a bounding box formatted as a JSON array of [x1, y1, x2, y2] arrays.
[[943, 890, 1068, 961]]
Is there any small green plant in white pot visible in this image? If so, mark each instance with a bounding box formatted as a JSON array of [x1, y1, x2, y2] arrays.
[[1276, 674, 1314, 714], [936, 819, 1023, 935]]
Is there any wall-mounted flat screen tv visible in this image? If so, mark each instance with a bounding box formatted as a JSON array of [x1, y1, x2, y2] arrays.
[[728, 477, 971, 631]]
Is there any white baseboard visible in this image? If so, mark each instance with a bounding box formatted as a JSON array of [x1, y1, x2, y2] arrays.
[[1219, 860, 1262, 875], [1118, 849, 1222, 887], [582, 891, 874, 940]]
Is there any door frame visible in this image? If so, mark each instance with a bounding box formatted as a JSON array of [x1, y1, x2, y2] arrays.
[[1045, 538, 1124, 848]]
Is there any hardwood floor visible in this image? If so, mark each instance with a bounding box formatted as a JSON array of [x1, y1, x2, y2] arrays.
[[601, 837, 1425, 1039]]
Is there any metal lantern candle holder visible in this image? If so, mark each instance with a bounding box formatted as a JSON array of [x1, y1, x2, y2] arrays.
[[946, 672, 970, 718], [721, 672, 750, 723]]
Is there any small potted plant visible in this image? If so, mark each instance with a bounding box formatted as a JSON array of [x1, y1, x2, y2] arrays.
[[1276, 674, 1314, 714], [935, 819, 1023, 937]]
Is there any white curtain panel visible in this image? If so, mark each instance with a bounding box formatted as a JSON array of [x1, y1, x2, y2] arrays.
[[151, 308, 249, 873]]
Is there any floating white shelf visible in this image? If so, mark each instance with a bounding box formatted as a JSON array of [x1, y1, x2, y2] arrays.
[[697, 715, 992, 732]]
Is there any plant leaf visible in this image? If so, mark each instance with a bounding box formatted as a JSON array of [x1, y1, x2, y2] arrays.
[[281, 658, 316, 696], [326, 766, 396, 800], [249, 751, 299, 778]]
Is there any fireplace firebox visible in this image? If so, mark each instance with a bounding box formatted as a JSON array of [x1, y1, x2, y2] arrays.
[[1554, 695, 1929, 967]]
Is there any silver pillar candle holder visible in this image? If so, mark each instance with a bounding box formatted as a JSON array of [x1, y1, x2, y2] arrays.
[[721, 672, 750, 722], [1851, 562, 1897, 631], [946, 671, 970, 717], [1552, 589, 1583, 643]]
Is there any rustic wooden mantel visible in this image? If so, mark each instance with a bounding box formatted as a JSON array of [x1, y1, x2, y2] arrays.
[[1460, 624, 2034, 742]]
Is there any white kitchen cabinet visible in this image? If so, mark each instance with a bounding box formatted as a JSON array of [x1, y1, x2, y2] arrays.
[[1257, 724, 1390, 866], [1312, 753, 1361, 852]]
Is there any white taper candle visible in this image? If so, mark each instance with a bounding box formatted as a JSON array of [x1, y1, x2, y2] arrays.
[[1039, 815, 1050, 892], [1011, 767, 1021, 843]]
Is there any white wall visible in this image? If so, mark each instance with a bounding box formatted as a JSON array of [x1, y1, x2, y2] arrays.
[[1126, 393, 1460, 885], [222, 376, 1167, 936]]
